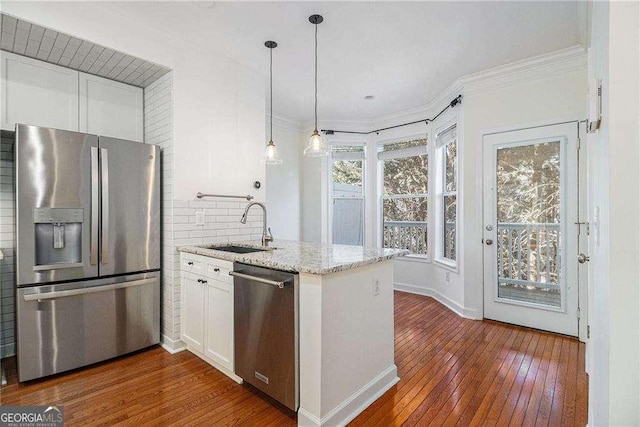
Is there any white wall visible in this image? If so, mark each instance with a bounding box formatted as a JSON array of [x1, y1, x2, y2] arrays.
[[587, 1, 640, 425], [266, 116, 302, 241]]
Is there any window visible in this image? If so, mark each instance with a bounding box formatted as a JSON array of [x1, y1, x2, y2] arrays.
[[436, 124, 458, 262], [378, 138, 428, 255], [330, 145, 365, 245]]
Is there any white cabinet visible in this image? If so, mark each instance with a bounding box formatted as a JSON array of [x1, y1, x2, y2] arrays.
[[204, 278, 234, 370], [1, 52, 144, 142], [1, 51, 79, 132], [181, 273, 205, 352], [180, 253, 238, 380], [79, 73, 143, 142]]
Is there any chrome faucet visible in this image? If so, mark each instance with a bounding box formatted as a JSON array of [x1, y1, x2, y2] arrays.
[[240, 202, 273, 246]]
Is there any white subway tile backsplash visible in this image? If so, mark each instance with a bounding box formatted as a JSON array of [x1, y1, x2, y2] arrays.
[[0, 135, 14, 357]]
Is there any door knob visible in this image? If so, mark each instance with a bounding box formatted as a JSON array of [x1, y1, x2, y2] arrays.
[[485, 239, 493, 246], [578, 253, 590, 263]]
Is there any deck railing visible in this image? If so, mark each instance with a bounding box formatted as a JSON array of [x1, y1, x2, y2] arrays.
[[496, 222, 560, 290], [383, 221, 428, 255]]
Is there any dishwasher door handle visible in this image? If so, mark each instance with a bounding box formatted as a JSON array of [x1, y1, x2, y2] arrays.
[[229, 271, 288, 289]]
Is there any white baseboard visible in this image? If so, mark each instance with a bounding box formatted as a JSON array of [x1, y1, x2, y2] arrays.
[[160, 335, 186, 354], [1, 342, 15, 358], [298, 364, 399, 427], [183, 345, 243, 384], [394, 282, 481, 320]]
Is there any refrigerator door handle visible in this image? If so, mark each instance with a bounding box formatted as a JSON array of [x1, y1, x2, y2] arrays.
[[100, 147, 109, 265], [23, 278, 157, 302], [90, 147, 99, 265]]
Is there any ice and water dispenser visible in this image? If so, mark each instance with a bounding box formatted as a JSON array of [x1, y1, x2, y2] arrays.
[[33, 208, 83, 270]]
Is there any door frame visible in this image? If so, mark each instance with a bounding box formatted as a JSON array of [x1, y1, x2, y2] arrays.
[[479, 117, 588, 341]]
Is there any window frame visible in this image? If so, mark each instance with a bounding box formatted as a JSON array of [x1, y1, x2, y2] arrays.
[[434, 121, 459, 269], [377, 133, 430, 259], [328, 142, 367, 246]]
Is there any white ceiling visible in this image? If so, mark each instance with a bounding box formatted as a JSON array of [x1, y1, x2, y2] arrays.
[[101, 1, 585, 122]]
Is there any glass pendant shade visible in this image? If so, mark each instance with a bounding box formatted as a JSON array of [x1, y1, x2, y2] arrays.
[[263, 140, 283, 164], [304, 129, 328, 157], [264, 40, 282, 165], [304, 14, 329, 158]]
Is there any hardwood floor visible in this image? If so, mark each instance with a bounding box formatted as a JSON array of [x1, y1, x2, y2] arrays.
[[0, 291, 587, 426]]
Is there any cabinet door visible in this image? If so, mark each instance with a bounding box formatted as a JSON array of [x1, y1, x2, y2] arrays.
[[181, 273, 205, 352], [79, 73, 143, 142], [1, 51, 79, 132], [204, 279, 234, 371]]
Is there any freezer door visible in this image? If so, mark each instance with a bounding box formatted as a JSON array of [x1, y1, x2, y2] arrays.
[[98, 136, 160, 276], [17, 272, 160, 381], [16, 124, 99, 286]]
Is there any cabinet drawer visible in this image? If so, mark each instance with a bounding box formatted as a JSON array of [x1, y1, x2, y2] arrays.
[[204, 258, 233, 284], [181, 255, 203, 274]]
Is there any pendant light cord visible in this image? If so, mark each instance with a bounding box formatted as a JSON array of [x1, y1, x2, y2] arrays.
[[270, 46, 273, 142], [314, 22, 318, 131]]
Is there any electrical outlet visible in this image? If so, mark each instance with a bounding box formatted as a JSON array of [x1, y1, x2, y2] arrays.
[[372, 278, 381, 296], [445, 271, 450, 282], [195, 210, 205, 226]]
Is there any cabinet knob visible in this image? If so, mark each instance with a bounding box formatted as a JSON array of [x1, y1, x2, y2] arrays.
[[187, 261, 193, 266], [202, 280, 207, 284], [214, 268, 220, 272], [197, 279, 202, 283]]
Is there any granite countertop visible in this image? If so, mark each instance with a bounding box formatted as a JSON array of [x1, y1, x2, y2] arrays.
[[177, 239, 409, 275]]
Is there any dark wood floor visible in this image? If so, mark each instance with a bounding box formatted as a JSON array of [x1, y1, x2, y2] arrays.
[[0, 291, 587, 426]]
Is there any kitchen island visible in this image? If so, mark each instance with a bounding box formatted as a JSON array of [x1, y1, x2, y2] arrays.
[[178, 240, 408, 427]]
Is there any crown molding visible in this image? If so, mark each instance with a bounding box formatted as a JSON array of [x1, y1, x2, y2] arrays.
[[270, 113, 304, 133], [303, 117, 374, 134], [334, 45, 588, 130], [460, 45, 587, 96]]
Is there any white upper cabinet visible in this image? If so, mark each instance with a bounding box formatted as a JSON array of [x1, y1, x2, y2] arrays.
[[1, 51, 79, 132], [79, 73, 143, 142], [1, 52, 144, 142]]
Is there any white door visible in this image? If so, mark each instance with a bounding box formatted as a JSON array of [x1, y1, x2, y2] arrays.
[[482, 123, 580, 336]]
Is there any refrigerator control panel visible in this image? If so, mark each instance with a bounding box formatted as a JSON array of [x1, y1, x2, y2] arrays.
[[33, 208, 84, 224]]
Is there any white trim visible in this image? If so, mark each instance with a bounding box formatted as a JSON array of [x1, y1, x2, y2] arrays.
[[0, 342, 16, 358], [160, 334, 186, 354], [297, 364, 399, 427], [271, 113, 304, 133], [433, 116, 460, 268], [433, 258, 458, 273], [394, 282, 481, 320], [480, 116, 585, 138], [461, 46, 587, 96], [397, 254, 430, 264]]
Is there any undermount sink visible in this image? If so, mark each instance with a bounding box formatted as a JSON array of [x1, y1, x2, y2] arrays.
[[203, 245, 272, 254]]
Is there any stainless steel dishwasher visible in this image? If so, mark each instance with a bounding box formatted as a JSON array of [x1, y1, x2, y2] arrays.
[[230, 263, 299, 411]]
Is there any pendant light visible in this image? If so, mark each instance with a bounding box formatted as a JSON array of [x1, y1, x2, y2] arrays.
[[263, 40, 283, 165], [304, 14, 329, 157]]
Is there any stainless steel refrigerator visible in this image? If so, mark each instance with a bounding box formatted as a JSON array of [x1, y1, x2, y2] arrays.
[[14, 124, 161, 382]]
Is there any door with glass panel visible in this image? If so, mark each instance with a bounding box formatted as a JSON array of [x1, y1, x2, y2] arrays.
[[330, 145, 365, 245], [482, 123, 579, 336]]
